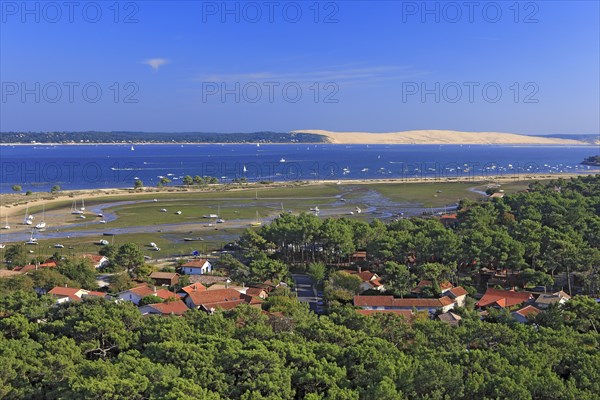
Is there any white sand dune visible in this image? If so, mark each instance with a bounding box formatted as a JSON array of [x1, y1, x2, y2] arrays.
[[293, 129, 586, 145]]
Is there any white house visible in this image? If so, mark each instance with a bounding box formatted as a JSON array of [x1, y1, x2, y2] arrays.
[[83, 254, 110, 269], [181, 259, 212, 275], [47, 286, 107, 304], [445, 286, 468, 307]]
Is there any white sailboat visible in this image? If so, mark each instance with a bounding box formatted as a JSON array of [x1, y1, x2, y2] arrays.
[[131, 145, 135, 151], [25, 230, 38, 245], [35, 204, 47, 229], [71, 200, 83, 215], [216, 205, 225, 223], [24, 205, 33, 225], [2, 215, 9, 230], [80, 199, 85, 211]]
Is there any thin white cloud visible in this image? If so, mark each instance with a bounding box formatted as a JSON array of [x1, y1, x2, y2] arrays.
[[143, 58, 170, 71], [195, 65, 428, 86]]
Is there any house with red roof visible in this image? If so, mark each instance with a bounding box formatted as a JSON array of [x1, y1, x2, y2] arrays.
[[13, 261, 57, 273], [181, 259, 212, 275], [354, 295, 455, 314], [48, 286, 107, 304], [148, 271, 179, 286], [117, 285, 179, 305], [83, 254, 109, 269], [183, 287, 263, 313], [342, 269, 385, 292], [178, 282, 207, 296], [476, 288, 534, 309], [445, 286, 468, 307], [512, 305, 541, 323], [138, 300, 189, 316]]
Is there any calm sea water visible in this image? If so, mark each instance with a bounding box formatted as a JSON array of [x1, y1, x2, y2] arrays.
[[1, 144, 598, 193]]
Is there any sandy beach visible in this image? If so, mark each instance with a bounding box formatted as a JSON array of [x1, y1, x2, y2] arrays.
[[292, 130, 590, 145]]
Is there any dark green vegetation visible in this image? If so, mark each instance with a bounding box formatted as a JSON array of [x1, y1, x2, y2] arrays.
[[0, 290, 598, 399], [244, 175, 600, 295], [582, 155, 600, 166], [1, 175, 599, 399], [0, 131, 326, 144]]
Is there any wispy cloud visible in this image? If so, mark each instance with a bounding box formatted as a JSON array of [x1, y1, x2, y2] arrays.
[[142, 58, 170, 71], [195, 64, 428, 86]]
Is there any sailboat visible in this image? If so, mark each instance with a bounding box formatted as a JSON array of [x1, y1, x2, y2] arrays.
[[35, 204, 47, 229], [25, 230, 38, 245], [131, 145, 135, 151], [216, 205, 225, 223], [71, 200, 84, 215], [2, 214, 10, 230], [80, 199, 85, 211], [24, 205, 33, 225], [250, 211, 262, 227]]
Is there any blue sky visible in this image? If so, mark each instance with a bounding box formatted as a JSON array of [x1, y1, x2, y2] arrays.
[[1, 1, 598, 134]]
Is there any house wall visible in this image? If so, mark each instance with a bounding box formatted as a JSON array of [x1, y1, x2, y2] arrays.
[[118, 292, 143, 305], [182, 262, 212, 275]]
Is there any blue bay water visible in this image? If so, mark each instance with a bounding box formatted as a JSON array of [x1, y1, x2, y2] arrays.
[[0, 144, 598, 193]]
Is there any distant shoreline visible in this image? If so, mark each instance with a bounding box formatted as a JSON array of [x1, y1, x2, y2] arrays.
[[0, 142, 596, 147]]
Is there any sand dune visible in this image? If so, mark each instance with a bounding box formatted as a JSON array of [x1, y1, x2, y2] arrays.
[[292, 129, 587, 145]]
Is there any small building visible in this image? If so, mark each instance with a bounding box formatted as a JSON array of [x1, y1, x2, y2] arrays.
[[178, 282, 207, 296], [83, 254, 110, 269], [184, 288, 263, 313], [534, 291, 571, 309], [439, 213, 458, 228], [138, 300, 189, 316], [476, 288, 534, 309], [148, 271, 180, 286], [117, 285, 179, 305], [512, 305, 541, 323], [354, 295, 455, 314], [181, 259, 212, 275], [246, 287, 269, 299], [48, 286, 107, 304], [445, 286, 468, 307], [342, 269, 385, 292], [489, 192, 505, 199], [349, 251, 367, 263], [437, 311, 462, 327]]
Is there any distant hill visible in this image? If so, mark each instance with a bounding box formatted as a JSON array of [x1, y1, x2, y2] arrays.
[[0, 131, 326, 144], [292, 129, 590, 145], [539, 134, 600, 145]]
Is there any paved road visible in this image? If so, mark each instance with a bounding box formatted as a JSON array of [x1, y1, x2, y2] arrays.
[[292, 273, 323, 313]]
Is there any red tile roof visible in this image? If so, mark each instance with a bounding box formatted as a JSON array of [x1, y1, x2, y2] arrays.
[[147, 300, 189, 315], [83, 254, 106, 263], [447, 286, 468, 297], [149, 271, 179, 280], [182, 259, 209, 268], [354, 295, 455, 308], [514, 305, 541, 317], [185, 288, 262, 310], [476, 288, 533, 308], [39, 261, 57, 268], [246, 287, 268, 297], [13, 264, 37, 272], [154, 289, 179, 301], [48, 287, 82, 301], [128, 285, 156, 298], [181, 282, 207, 295]]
